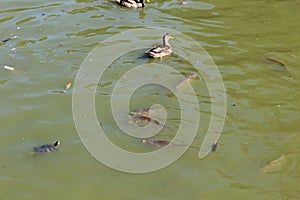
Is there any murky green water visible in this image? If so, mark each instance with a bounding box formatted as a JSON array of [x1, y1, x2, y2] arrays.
[[1, 0, 299, 199]]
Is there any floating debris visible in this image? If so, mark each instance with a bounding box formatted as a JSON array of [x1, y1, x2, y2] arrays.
[[2, 36, 18, 43], [62, 83, 72, 94], [63, 82, 72, 93], [33, 141, 60, 153], [3, 65, 14, 71], [65, 82, 72, 90]]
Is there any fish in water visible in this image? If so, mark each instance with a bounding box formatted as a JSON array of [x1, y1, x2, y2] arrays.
[[33, 141, 60, 153], [260, 155, 287, 173], [176, 73, 198, 89], [142, 139, 171, 146], [130, 106, 165, 117], [130, 114, 164, 127], [184, 73, 197, 81], [129, 108, 151, 117], [260, 152, 299, 175], [2, 35, 18, 43], [263, 52, 293, 71]]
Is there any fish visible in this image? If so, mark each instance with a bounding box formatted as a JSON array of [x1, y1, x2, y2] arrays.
[[184, 73, 197, 81], [263, 52, 292, 71], [129, 108, 151, 117], [260, 155, 286, 173], [176, 73, 198, 89], [2, 36, 18, 43], [130, 114, 164, 127], [142, 139, 171, 146]]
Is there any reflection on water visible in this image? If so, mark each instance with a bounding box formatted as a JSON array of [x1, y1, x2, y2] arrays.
[[0, 0, 299, 199]]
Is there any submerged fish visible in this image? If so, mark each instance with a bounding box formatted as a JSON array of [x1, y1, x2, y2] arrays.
[[2, 35, 18, 43], [130, 114, 164, 127], [176, 73, 197, 89], [142, 139, 171, 146], [263, 52, 296, 71], [130, 106, 165, 117], [184, 73, 198, 81], [260, 151, 299, 175], [260, 155, 287, 173]]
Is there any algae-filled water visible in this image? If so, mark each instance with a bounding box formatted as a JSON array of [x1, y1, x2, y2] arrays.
[[1, 0, 299, 199]]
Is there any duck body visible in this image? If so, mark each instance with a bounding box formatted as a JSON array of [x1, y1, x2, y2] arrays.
[[116, 0, 144, 8], [33, 141, 60, 153], [146, 33, 173, 59]]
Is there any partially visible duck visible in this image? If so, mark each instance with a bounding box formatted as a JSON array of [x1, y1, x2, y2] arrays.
[[146, 33, 173, 59], [116, 0, 144, 8]]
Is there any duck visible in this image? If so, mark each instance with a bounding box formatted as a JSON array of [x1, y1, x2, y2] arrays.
[[116, 0, 144, 8], [146, 33, 173, 59]]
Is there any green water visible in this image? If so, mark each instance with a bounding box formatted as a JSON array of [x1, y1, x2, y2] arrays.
[[1, 0, 299, 199]]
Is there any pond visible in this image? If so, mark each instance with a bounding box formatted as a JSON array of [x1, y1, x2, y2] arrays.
[[0, 0, 299, 199]]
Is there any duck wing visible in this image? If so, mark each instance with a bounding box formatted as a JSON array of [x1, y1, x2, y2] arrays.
[[147, 45, 171, 54]]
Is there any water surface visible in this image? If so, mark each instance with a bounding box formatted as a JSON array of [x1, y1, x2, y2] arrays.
[[0, 0, 299, 199]]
